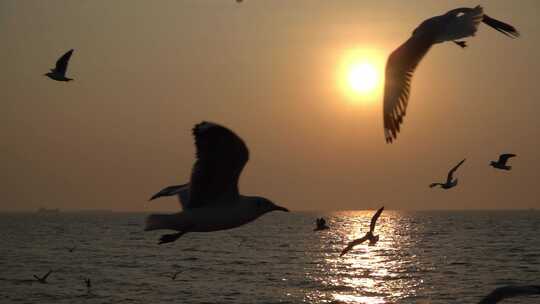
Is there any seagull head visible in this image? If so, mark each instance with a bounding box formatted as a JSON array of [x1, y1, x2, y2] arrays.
[[489, 161, 497, 167]]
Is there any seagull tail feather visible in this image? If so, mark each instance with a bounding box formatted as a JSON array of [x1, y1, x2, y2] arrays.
[[483, 15, 520, 38], [145, 214, 178, 231]]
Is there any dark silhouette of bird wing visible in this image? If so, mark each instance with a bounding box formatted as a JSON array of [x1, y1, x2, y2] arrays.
[[188, 122, 249, 208], [369, 207, 384, 233], [383, 30, 436, 143], [446, 158, 466, 183], [43, 270, 53, 280], [429, 183, 442, 188], [340, 234, 370, 257], [497, 153, 516, 165], [478, 285, 540, 304], [54, 49, 73, 75], [483, 15, 520, 38]]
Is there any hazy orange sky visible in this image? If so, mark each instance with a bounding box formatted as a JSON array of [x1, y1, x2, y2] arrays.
[[1, 0, 539, 211]]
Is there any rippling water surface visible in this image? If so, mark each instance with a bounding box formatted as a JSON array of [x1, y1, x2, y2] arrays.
[[0, 210, 539, 304]]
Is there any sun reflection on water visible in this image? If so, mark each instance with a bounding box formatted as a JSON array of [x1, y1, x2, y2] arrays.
[[303, 210, 425, 303]]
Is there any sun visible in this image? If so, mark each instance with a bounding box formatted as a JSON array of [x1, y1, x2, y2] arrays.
[[338, 48, 384, 104], [348, 62, 378, 94]]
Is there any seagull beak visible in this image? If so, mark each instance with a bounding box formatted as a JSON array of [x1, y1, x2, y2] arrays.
[[274, 205, 289, 212]]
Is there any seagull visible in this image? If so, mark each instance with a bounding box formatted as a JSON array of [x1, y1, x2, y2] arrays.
[[429, 159, 466, 189], [490, 153, 516, 170], [33, 270, 53, 284], [67, 246, 76, 252], [383, 6, 519, 143], [314, 218, 329, 231], [84, 277, 91, 290], [146, 122, 289, 244], [340, 207, 384, 257], [478, 285, 540, 304], [167, 271, 181, 280], [45, 49, 74, 82]]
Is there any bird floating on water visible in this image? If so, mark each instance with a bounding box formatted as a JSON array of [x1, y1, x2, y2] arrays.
[[340, 207, 384, 257], [314, 217, 329, 231], [429, 159, 466, 189], [67, 246, 76, 253], [478, 285, 540, 304], [383, 6, 519, 143], [167, 271, 181, 281], [45, 49, 74, 82], [146, 121, 289, 244], [33, 270, 53, 284], [490, 154, 516, 171]]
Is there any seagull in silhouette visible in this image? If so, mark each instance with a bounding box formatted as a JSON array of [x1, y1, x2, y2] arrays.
[[45, 49, 74, 82], [167, 271, 181, 280], [490, 154, 516, 171], [84, 277, 91, 290], [478, 285, 540, 304], [146, 122, 289, 244], [33, 270, 53, 284], [67, 246, 76, 252], [383, 6, 519, 143], [340, 207, 384, 257], [430, 159, 466, 189]]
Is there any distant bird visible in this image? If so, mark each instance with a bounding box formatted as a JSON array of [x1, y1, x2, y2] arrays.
[[45, 49, 74, 82], [68, 246, 76, 253], [429, 159, 466, 189], [33, 270, 53, 284], [490, 154, 516, 170], [167, 271, 181, 281], [146, 122, 289, 244], [84, 277, 91, 290], [478, 285, 540, 304], [340, 207, 384, 257], [383, 6, 519, 143]]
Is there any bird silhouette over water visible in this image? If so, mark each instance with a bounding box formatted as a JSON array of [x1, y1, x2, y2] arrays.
[[478, 285, 540, 303], [33, 270, 53, 284], [67, 246, 76, 253], [490, 154, 516, 170], [383, 6, 519, 143], [430, 159, 466, 189], [167, 271, 181, 281], [146, 122, 289, 244], [84, 278, 91, 291], [45, 49, 74, 82], [340, 207, 384, 257]]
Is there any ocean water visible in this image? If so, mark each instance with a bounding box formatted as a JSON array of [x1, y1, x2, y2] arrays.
[[0, 210, 539, 304]]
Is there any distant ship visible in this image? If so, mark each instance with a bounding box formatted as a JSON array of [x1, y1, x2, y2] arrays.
[[37, 208, 60, 214]]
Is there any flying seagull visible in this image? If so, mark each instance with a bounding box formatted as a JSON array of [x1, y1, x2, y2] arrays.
[[33, 270, 53, 284], [167, 271, 181, 281], [146, 121, 289, 244], [478, 285, 540, 304], [490, 153, 516, 170], [430, 159, 466, 189], [84, 277, 91, 290], [45, 49, 74, 82], [67, 246, 76, 252], [383, 6, 519, 143], [340, 207, 384, 257]]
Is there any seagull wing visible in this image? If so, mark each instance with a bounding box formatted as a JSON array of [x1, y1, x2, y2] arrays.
[[54, 49, 73, 76], [447, 158, 466, 183], [383, 32, 436, 143], [188, 122, 249, 208], [478, 285, 540, 304], [483, 14, 520, 38], [149, 183, 190, 208], [42, 270, 53, 280], [369, 206, 384, 233], [497, 153, 516, 165], [340, 234, 370, 257], [429, 183, 442, 188]]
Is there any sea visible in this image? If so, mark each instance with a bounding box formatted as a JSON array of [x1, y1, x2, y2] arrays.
[[0, 210, 539, 304]]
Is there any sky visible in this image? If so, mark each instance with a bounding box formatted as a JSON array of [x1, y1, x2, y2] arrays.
[[1, 0, 539, 212]]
